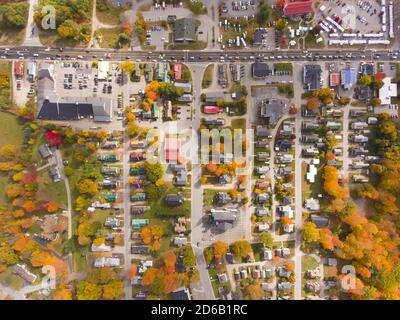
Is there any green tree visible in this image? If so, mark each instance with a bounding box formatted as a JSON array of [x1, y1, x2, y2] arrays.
[[302, 222, 320, 245], [370, 97, 381, 107], [76, 281, 102, 300], [57, 19, 80, 39], [182, 245, 196, 268], [0, 245, 18, 265], [358, 75, 372, 87], [258, 232, 273, 247], [189, 1, 206, 14], [121, 61, 135, 74], [372, 79, 384, 90], [231, 240, 252, 258], [257, 3, 272, 26], [144, 161, 164, 183]]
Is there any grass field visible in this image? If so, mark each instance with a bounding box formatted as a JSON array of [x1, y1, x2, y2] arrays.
[[96, 0, 130, 25], [97, 27, 129, 49], [37, 171, 68, 209], [231, 118, 246, 131], [0, 112, 24, 147], [0, 267, 24, 290], [0, 175, 9, 207], [202, 64, 214, 89]]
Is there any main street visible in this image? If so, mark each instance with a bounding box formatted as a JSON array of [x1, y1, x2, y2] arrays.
[[1, 46, 400, 63]]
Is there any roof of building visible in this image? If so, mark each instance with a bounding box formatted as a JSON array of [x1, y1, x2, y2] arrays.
[[171, 286, 191, 300], [310, 214, 330, 228], [379, 77, 397, 105], [252, 62, 271, 78], [173, 64, 182, 80], [283, 0, 313, 17], [174, 18, 197, 42], [37, 63, 113, 122], [165, 137, 180, 162], [330, 73, 340, 87], [165, 194, 184, 206], [360, 63, 374, 76], [13, 264, 37, 284], [341, 68, 357, 89], [39, 144, 52, 158], [14, 61, 24, 76], [174, 81, 192, 93], [357, 86, 373, 101], [260, 99, 285, 125]]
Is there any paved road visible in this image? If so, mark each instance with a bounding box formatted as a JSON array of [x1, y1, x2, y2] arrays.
[[189, 64, 215, 300], [55, 149, 72, 239], [293, 63, 305, 301], [1, 46, 399, 63], [122, 132, 132, 300]]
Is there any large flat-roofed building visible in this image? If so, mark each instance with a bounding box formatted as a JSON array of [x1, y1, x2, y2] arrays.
[[379, 77, 397, 105], [37, 63, 113, 122], [282, 0, 313, 19], [173, 18, 197, 43], [98, 61, 110, 80]]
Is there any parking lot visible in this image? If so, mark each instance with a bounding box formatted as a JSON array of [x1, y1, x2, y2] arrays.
[[317, 0, 382, 31], [144, 24, 169, 50], [218, 0, 259, 19], [141, 3, 213, 48]]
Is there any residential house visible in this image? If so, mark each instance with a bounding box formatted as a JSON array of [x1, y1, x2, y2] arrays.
[[171, 286, 191, 300], [310, 214, 330, 228], [39, 144, 52, 159], [173, 236, 188, 247], [94, 257, 120, 268], [13, 264, 37, 284], [304, 198, 320, 211]]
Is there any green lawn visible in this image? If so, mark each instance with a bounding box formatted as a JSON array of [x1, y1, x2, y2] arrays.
[[203, 189, 228, 206], [0, 267, 24, 291], [168, 41, 207, 50], [301, 255, 319, 296], [231, 118, 246, 131], [147, 196, 191, 218], [273, 63, 293, 73], [202, 64, 214, 89], [208, 265, 230, 297], [97, 27, 128, 49], [302, 255, 319, 271], [0, 112, 24, 147], [0, 175, 9, 207], [37, 171, 68, 209], [96, 0, 130, 25]]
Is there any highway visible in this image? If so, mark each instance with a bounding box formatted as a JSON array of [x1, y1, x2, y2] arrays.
[[1, 46, 400, 63]]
